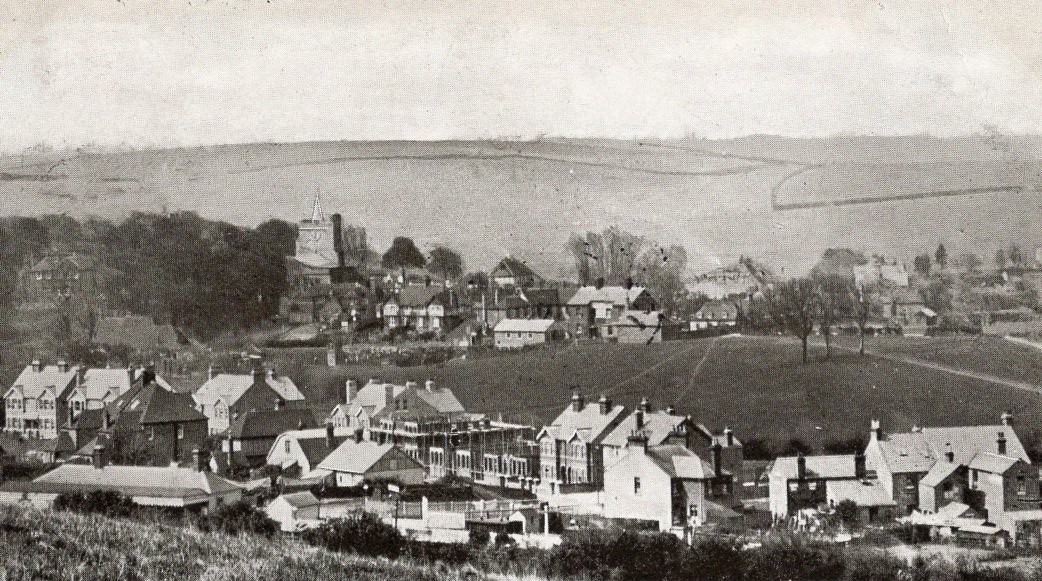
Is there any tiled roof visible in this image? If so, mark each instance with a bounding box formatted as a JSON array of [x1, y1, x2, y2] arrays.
[[921, 460, 961, 487], [567, 286, 648, 307], [317, 440, 400, 474], [769, 455, 857, 480], [492, 256, 539, 280], [389, 285, 445, 308], [228, 408, 317, 439], [34, 464, 241, 499], [110, 381, 206, 426], [7, 364, 78, 400], [494, 319, 558, 333], [413, 387, 465, 414], [602, 411, 688, 448], [610, 310, 665, 328], [541, 401, 626, 445], [298, 437, 348, 467], [193, 373, 305, 409], [80, 368, 133, 402], [646, 445, 719, 479], [347, 382, 405, 419]]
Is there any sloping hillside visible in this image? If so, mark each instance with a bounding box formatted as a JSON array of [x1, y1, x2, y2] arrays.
[[2, 135, 1040, 276], [285, 335, 1042, 454]]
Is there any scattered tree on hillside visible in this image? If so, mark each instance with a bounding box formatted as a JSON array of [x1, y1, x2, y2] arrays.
[[813, 273, 854, 360], [634, 243, 688, 315], [428, 246, 464, 281], [381, 237, 426, 273], [996, 248, 1008, 270], [960, 253, 982, 274], [1009, 244, 1024, 268], [934, 244, 948, 270], [341, 225, 372, 268], [851, 283, 881, 356], [913, 254, 932, 277], [811, 248, 868, 279], [762, 277, 817, 364], [567, 227, 644, 287]]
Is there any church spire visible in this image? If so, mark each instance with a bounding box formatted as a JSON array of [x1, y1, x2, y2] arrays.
[[310, 189, 324, 222]]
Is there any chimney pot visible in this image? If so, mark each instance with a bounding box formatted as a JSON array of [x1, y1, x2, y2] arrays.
[[870, 419, 882, 441], [31, 359, 42, 373], [639, 397, 650, 413], [92, 444, 106, 469], [598, 394, 611, 415], [385, 384, 395, 407], [571, 390, 584, 412], [712, 441, 723, 478], [57, 360, 69, 373], [326, 423, 335, 449], [345, 379, 358, 404], [1001, 412, 1013, 426], [634, 408, 644, 430], [665, 405, 675, 415], [724, 427, 734, 447], [425, 379, 435, 392], [796, 453, 807, 481]]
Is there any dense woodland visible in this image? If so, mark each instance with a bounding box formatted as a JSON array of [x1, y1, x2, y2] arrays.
[[0, 212, 296, 340]]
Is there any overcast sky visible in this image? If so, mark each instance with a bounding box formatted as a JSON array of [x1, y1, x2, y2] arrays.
[[2, 0, 1040, 152]]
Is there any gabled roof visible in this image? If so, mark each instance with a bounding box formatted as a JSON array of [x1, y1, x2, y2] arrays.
[[346, 381, 405, 419], [921, 460, 961, 487], [71, 408, 105, 432], [317, 439, 416, 474], [32, 464, 241, 500], [412, 386, 465, 415], [646, 445, 720, 479], [193, 373, 305, 409], [874, 424, 1029, 474], [228, 408, 317, 440], [827, 479, 896, 507], [114, 381, 207, 426], [8, 364, 79, 400], [567, 286, 648, 307], [610, 310, 665, 328], [494, 319, 558, 333], [602, 411, 689, 448], [541, 400, 626, 445], [388, 285, 446, 308], [279, 491, 320, 508], [968, 452, 1021, 474], [769, 455, 858, 480], [29, 253, 97, 272], [270, 427, 353, 468], [80, 368, 133, 402], [492, 256, 539, 280]]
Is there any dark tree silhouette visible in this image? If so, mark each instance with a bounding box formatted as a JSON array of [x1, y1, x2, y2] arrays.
[[381, 237, 426, 271], [763, 277, 817, 364], [428, 246, 464, 280], [934, 243, 948, 270]]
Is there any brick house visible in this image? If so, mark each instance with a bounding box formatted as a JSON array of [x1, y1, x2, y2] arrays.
[[193, 369, 306, 435], [222, 407, 318, 469], [564, 285, 656, 339], [382, 285, 451, 333], [18, 253, 102, 309], [535, 392, 627, 493]]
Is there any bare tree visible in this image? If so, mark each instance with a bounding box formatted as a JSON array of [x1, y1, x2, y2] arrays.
[[764, 277, 817, 364], [851, 283, 881, 356], [813, 273, 854, 360]]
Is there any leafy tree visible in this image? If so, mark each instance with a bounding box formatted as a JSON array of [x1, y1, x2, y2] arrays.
[[996, 247, 1008, 270], [913, 253, 932, 277], [834, 499, 859, 528], [381, 237, 426, 271], [567, 226, 643, 286], [762, 277, 817, 364], [428, 246, 464, 280], [811, 248, 868, 279], [1009, 243, 1024, 267], [934, 243, 948, 270], [960, 253, 982, 274], [341, 224, 371, 268]]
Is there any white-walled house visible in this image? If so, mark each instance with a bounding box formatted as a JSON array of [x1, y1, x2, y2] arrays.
[[193, 370, 305, 435], [265, 491, 322, 532], [4, 361, 79, 439], [316, 436, 425, 487], [266, 426, 353, 478]]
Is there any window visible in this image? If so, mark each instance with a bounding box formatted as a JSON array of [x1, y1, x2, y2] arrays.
[[1018, 476, 1027, 496], [73, 400, 83, 413], [177, 424, 185, 440], [634, 477, 642, 495], [149, 427, 155, 440], [285, 439, 292, 453]]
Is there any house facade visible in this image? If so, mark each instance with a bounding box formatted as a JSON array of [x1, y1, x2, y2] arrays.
[[193, 369, 306, 435], [4, 360, 79, 440], [18, 253, 102, 309], [600, 310, 670, 343], [536, 393, 627, 493], [691, 300, 739, 330], [564, 286, 655, 339], [316, 435, 426, 487], [490, 256, 543, 289], [493, 319, 566, 348], [266, 425, 353, 478], [222, 407, 317, 469], [382, 285, 449, 332]]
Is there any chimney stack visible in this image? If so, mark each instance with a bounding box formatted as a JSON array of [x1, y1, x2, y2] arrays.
[[634, 408, 644, 430], [385, 384, 395, 407], [855, 452, 866, 479], [92, 443, 106, 469], [639, 397, 650, 413], [275, 398, 284, 411], [627, 431, 648, 453], [192, 448, 208, 472], [945, 442, 954, 463], [354, 428, 364, 444], [598, 394, 611, 415], [326, 423, 335, 449], [345, 379, 358, 404], [998, 431, 1008, 456], [31, 359, 42, 373], [665, 405, 675, 415], [405, 380, 418, 390], [1001, 412, 1013, 426], [712, 441, 723, 478], [252, 368, 265, 384], [796, 453, 806, 481], [724, 427, 734, 447], [425, 379, 435, 392], [870, 419, 882, 442], [571, 390, 584, 413], [57, 360, 69, 373], [207, 365, 214, 381]]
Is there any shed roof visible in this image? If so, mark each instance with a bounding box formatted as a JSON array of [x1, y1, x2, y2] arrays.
[[494, 319, 558, 333]]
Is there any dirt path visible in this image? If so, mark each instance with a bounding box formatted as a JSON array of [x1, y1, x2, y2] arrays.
[[603, 340, 708, 398], [671, 335, 724, 402]]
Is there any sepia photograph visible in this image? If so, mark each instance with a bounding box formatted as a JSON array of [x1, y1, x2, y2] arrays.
[[1, 1, 1042, 579]]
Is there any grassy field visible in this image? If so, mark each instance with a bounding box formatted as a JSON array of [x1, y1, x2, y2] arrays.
[[285, 334, 1042, 455], [0, 506, 474, 581]]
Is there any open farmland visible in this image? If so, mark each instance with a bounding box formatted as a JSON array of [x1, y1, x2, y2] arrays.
[[286, 334, 1042, 456]]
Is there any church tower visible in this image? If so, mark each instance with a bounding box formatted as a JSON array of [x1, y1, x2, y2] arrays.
[[294, 191, 341, 269]]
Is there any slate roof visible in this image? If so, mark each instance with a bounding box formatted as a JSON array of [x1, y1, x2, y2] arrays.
[[875, 425, 1029, 474], [968, 452, 1021, 474], [389, 285, 446, 308], [602, 411, 689, 448], [646, 445, 721, 479], [228, 408, 317, 439], [494, 319, 558, 333], [7, 364, 79, 400], [921, 460, 961, 487], [317, 440, 409, 474], [31, 464, 241, 501], [94, 316, 179, 349], [567, 286, 648, 307], [611, 310, 665, 328], [769, 455, 857, 480], [194, 373, 305, 409], [279, 491, 320, 508], [113, 381, 207, 426], [80, 368, 133, 402], [539, 400, 627, 445], [412, 386, 465, 414], [347, 381, 405, 418], [827, 479, 897, 507]]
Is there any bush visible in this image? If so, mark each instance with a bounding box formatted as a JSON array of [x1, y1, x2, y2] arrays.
[[303, 511, 403, 559], [468, 527, 490, 547], [53, 490, 134, 517], [198, 501, 278, 538], [494, 531, 515, 546]]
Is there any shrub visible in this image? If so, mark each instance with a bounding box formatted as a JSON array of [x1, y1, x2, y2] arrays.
[[53, 490, 134, 517], [468, 527, 490, 547], [303, 511, 403, 559], [198, 501, 278, 538], [494, 531, 515, 546]]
